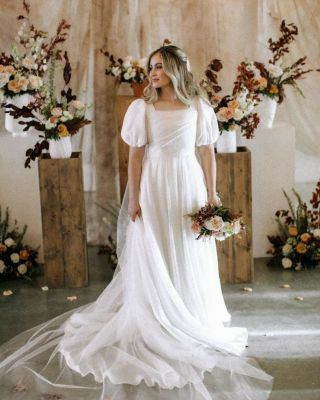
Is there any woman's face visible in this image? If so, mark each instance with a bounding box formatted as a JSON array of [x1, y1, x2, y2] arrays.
[[149, 52, 171, 89]]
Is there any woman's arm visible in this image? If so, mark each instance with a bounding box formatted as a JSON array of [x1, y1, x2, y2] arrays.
[[128, 145, 146, 221], [197, 144, 221, 206]]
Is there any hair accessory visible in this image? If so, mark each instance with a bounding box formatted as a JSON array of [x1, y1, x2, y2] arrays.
[[162, 38, 172, 47]]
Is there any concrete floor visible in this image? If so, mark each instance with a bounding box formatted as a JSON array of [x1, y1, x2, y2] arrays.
[[0, 249, 319, 399]]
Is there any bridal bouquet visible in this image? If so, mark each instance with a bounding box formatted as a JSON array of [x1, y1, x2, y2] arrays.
[[5, 52, 91, 168], [267, 180, 320, 270], [0, 1, 70, 102], [233, 20, 318, 104], [200, 59, 260, 139], [101, 50, 148, 84], [186, 202, 245, 241]]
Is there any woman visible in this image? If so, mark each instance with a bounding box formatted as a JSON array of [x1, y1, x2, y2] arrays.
[[0, 45, 273, 400]]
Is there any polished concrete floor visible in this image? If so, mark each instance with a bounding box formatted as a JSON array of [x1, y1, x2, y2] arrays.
[[0, 250, 319, 399]]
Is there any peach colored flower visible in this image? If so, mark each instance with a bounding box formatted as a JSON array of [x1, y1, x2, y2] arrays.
[[269, 85, 279, 94], [7, 80, 22, 93], [0, 244, 7, 253], [19, 249, 29, 260], [191, 220, 201, 233], [50, 115, 59, 124], [57, 123, 69, 137], [51, 107, 63, 117], [227, 100, 240, 109], [258, 77, 268, 89], [217, 107, 235, 122], [296, 242, 307, 254], [300, 233, 311, 243], [288, 226, 298, 236], [17, 76, 29, 91]]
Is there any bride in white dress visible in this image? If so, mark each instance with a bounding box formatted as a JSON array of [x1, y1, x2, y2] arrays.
[[0, 44, 273, 399]]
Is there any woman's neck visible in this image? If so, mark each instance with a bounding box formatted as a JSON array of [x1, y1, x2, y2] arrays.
[[158, 85, 177, 102]]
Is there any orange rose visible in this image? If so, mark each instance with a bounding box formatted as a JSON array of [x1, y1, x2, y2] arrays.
[[296, 242, 307, 254], [288, 226, 298, 236], [8, 79, 22, 93], [300, 233, 311, 243], [0, 244, 7, 253], [19, 249, 29, 260], [269, 85, 279, 94], [57, 124, 69, 137], [258, 77, 268, 89], [227, 100, 240, 109], [50, 115, 58, 124]]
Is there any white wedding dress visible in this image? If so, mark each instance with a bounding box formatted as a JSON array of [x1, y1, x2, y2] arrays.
[[0, 96, 273, 399]]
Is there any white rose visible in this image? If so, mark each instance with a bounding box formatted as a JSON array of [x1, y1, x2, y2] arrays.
[[281, 257, 293, 269], [28, 74, 43, 90], [22, 55, 35, 70], [0, 260, 6, 273], [313, 228, 320, 238], [45, 120, 56, 130], [0, 73, 11, 88], [233, 109, 244, 121], [123, 72, 131, 81], [17, 264, 27, 275], [60, 110, 73, 121], [70, 100, 85, 110], [282, 243, 292, 256], [204, 216, 224, 232], [10, 253, 20, 263], [122, 56, 133, 69], [4, 238, 15, 247], [266, 63, 283, 78], [51, 107, 63, 117]]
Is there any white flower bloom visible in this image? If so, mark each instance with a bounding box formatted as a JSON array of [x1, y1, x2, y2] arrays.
[[0, 260, 5, 273], [313, 228, 320, 238], [123, 72, 131, 81], [60, 110, 73, 122], [233, 109, 244, 121], [122, 56, 133, 69], [10, 253, 20, 263], [111, 66, 121, 77], [4, 238, 15, 247], [282, 243, 293, 256], [70, 100, 85, 110], [281, 257, 293, 269], [266, 63, 283, 78], [45, 120, 56, 130], [204, 216, 224, 232], [22, 55, 35, 70], [28, 74, 43, 90], [51, 107, 63, 117], [17, 264, 27, 275], [42, 65, 48, 72], [0, 73, 11, 88]]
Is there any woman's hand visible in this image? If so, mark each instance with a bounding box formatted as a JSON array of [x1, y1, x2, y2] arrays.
[[207, 192, 222, 207], [128, 199, 142, 222]]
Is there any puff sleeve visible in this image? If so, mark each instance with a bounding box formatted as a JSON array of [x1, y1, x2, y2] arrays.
[[120, 99, 148, 147], [195, 96, 219, 146]]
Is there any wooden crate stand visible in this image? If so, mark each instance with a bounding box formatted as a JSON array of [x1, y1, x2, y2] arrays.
[[38, 152, 88, 288]]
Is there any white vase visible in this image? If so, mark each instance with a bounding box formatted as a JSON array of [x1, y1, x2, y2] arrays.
[[255, 95, 277, 129], [216, 129, 237, 153], [49, 136, 72, 159], [5, 93, 33, 136]]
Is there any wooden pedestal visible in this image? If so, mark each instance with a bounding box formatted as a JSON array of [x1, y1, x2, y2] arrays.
[[38, 152, 88, 288], [215, 147, 253, 283], [116, 96, 253, 284]]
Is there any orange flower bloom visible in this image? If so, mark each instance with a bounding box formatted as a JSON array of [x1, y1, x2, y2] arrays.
[[227, 100, 240, 109], [300, 233, 311, 243], [57, 124, 69, 137], [191, 221, 201, 233], [19, 249, 29, 260], [269, 85, 279, 94], [8, 80, 22, 93], [258, 77, 268, 89], [50, 115, 58, 124], [0, 244, 7, 253], [296, 242, 307, 254], [288, 226, 298, 236]]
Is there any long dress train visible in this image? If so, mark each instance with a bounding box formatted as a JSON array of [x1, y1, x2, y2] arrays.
[[0, 95, 273, 399]]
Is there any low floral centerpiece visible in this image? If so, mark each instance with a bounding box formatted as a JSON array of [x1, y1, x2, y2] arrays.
[[0, 206, 39, 280], [233, 20, 319, 128], [0, 0, 70, 135], [5, 52, 91, 167], [101, 49, 148, 97], [267, 180, 320, 270], [200, 59, 260, 152]]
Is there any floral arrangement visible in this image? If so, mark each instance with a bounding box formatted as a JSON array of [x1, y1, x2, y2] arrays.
[[101, 50, 148, 84], [98, 234, 118, 270], [186, 201, 245, 241], [0, 0, 70, 101], [0, 206, 39, 280], [233, 20, 318, 104], [200, 59, 260, 139], [267, 180, 320, 270], [5, 52, 91, 168]]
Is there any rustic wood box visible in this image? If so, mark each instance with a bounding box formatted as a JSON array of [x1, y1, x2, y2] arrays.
[[38, 152, 88, 288], [116, 95, 253, 284]]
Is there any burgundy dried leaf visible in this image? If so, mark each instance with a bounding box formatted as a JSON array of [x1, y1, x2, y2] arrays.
[[63, 51, 72, 85]]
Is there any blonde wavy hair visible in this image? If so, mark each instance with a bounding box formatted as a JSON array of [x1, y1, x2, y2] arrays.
[[143, 45, 208, 106]]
